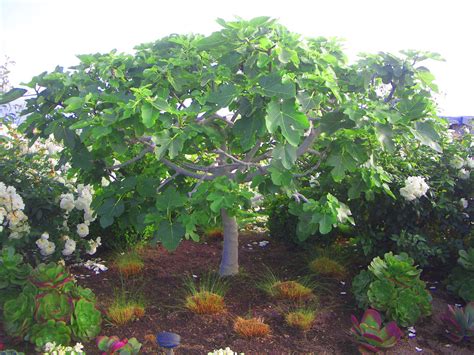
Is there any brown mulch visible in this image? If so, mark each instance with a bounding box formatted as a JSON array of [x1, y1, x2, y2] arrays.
[[3, 231, 474, 354]]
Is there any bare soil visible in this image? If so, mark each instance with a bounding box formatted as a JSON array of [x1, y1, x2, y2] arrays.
[[2, 231, 473, 354]]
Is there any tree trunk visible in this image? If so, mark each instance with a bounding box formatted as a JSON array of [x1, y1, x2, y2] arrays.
[[219, 208, 239, 276]]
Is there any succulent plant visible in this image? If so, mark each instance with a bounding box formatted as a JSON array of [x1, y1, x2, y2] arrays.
[[352, 252, 432, 326], [97, 335, 142, 354], [30, 262, 74, 292], [35, 291, 72, 322], [71, 299, 102, 341], [3, 286, 35, 337], [29, 319, 72, 350], [0, 247, 32, 308], [440, 302, 474, 342], [351, 309, 403, 354], [3, 262, 102, 345]]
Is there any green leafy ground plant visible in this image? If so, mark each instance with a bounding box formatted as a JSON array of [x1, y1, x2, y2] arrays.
[[352, 252, 431, 326], [3, 262, 101, 349], [96, 336, 142, 354]]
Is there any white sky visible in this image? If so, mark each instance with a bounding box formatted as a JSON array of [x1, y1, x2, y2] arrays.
[[1, 0, 473, 115]]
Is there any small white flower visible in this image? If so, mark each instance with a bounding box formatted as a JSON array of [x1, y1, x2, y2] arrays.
[[450, 156, 465, 169], [62, 238, 76, 256], [458, 168, 470, 180], [43, 342, 56, 352], [101, 176, 110, 187], [460, 198, 468, 209], [74, 342, 84, 352], [76, 223, 89, 238], [467, 157, 474, 169]]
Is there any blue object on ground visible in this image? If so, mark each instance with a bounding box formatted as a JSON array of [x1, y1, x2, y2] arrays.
[[156, 332, 181, 349]]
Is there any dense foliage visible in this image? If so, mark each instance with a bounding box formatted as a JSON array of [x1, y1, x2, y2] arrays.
[[3, 262, 101, 349], [11, 17, 447, 275], [266, 130, 472, 265], [447, 248, 474, 302], [352, 252, 432, 326]]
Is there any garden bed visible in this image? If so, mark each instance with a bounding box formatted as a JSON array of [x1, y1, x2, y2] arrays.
[[61, 232, 474, 354]]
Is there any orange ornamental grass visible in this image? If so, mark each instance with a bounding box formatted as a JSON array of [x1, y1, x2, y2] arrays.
[[133, 304, 145, 318], [108, 304, 136, 326], [115, 251, 145, 277], [185, 291, 226, 315], [234, 317, 270, 338], [205, 227, 224, 239], [309, 257, 347, 279], [271, 281, 313, 301]]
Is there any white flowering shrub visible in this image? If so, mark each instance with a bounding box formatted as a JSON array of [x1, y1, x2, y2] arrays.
[[0, 122, 102, 261]]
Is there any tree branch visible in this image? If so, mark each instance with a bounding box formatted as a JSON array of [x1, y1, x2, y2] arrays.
[[106, 146, 154, 170], [156, 172, 179, 192], [160, 158, 215, 180]]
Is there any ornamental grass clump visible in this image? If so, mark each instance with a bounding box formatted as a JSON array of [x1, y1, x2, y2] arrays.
[[285, 308, 317, 331], [3, 262, 102, 350], [309, 256, 347, 279], [114, 251, 145, 277], [204, 227, 224, 239], [107, 289, 146, 325], [352, 252, 432, 327], [184, 273, 228, 315], [233, 316, 270, 338], [258, 269, 314, 302]]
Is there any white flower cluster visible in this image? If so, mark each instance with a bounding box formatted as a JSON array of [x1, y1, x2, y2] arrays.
[[0, 182, 30, 239], [36, 232, 56, 256], [43, 341, 84, 355], [208, 347, 242, 355], [36, 184, 100, 258], [450, 156, 472, 180], [400, 176, 430, 201], [62, 235, 77, 256], [60, 184, 96, 239]]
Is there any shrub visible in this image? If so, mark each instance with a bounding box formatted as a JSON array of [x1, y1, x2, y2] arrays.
[[3, 262, 102, 348], [352, 252, 432, 326], [114, 250, 145, 277], [447, 248, 474, 302], [285, 308, 316, 331], [0, 246, 32, 308], [308, 256, 347, 279], [390, 230, 444, 267], [233, 317, 270, 338], [184, 273, 228, 315], [351, 309, 402, 353], [0, 123, 102, 262]]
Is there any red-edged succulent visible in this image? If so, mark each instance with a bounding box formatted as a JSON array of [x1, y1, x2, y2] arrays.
[[351, 309, 403, 354], [96, 335, 142, 354], [441, 302, 474, 342]]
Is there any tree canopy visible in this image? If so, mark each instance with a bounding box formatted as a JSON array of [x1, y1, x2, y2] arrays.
[[15, 17, 444, 275]]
